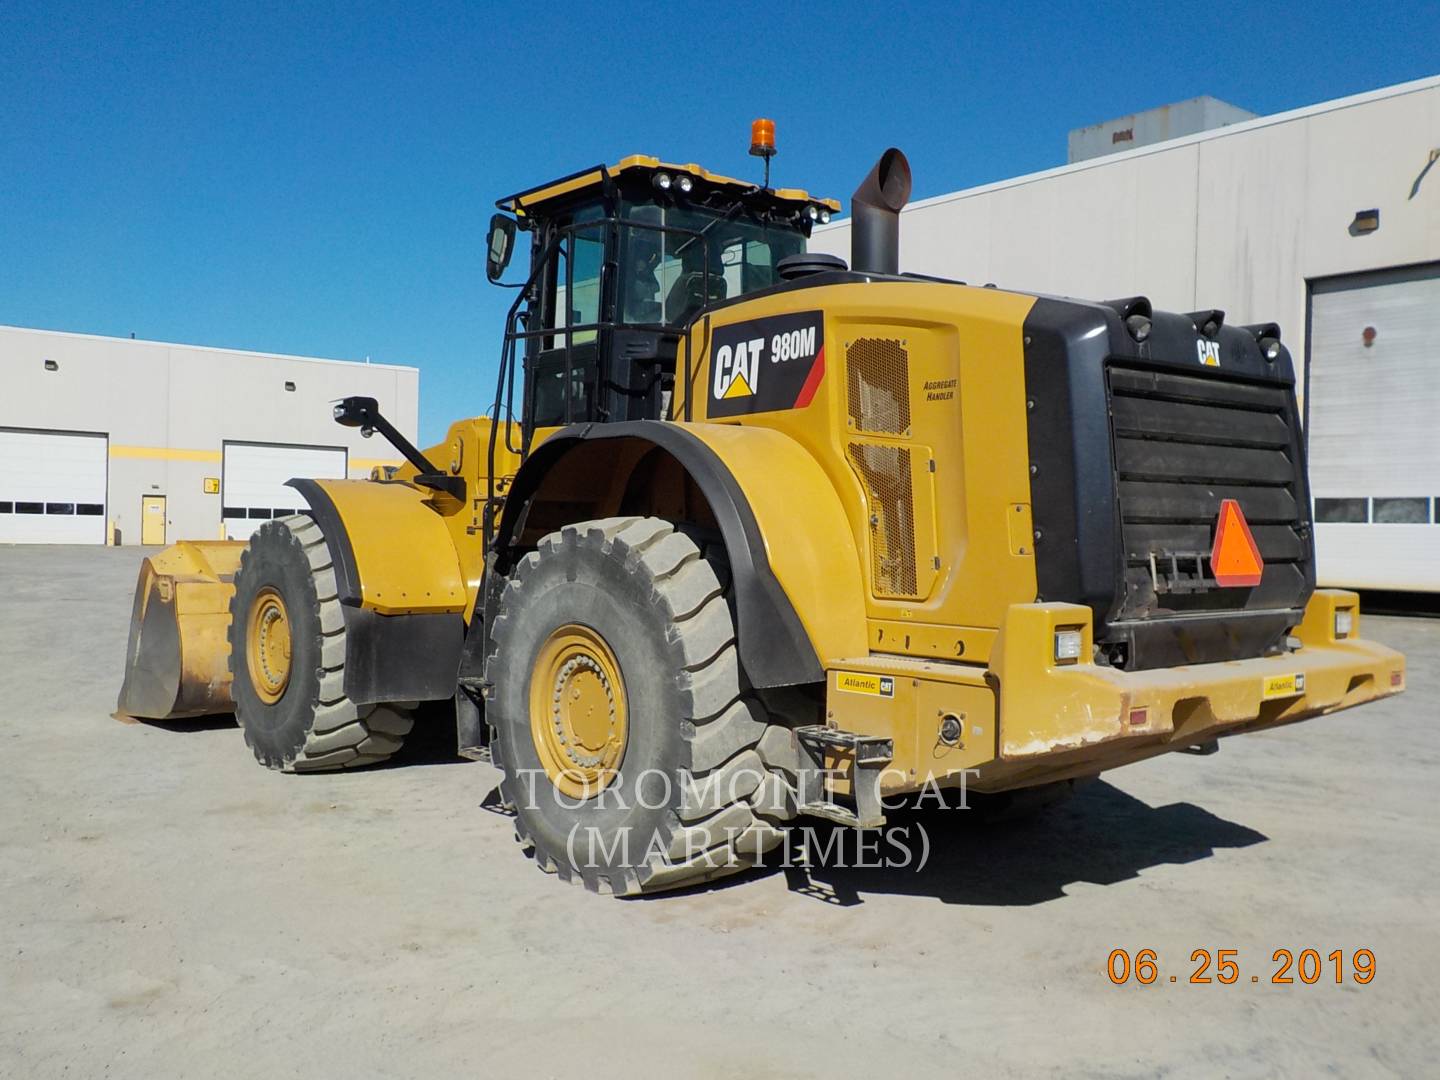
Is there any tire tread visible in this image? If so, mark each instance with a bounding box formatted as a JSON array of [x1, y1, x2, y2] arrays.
[[489, 516, 804, 896], [229, 514, 412, 772]]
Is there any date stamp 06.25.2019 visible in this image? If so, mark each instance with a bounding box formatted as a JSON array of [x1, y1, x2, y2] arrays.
[[1107, 948, 1375, 986]]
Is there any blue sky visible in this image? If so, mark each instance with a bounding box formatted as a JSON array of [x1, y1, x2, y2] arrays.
[[4, 1, 1437, 443]]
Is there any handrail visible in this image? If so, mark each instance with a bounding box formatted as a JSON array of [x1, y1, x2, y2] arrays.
[[483, 213, 714, 547]]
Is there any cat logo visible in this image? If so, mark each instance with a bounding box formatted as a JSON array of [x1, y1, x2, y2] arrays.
[[713, 337, 763, 400], [708, 310, 826, 418], [1197, 339, 1221, 367]]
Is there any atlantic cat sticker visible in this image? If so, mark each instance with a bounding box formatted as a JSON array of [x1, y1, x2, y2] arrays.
[[835, 672, 895, 698], [708, 310, 825, 418]]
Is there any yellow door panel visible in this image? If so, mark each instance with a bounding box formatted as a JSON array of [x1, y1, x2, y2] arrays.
[[141, 495, 167, 546], [846, 439, 938, 600]]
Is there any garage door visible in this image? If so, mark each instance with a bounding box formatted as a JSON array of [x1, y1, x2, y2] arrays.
[[222, 442, 347, 540], [1308, 262, 1440, 591], [0, 429, 108, 544]]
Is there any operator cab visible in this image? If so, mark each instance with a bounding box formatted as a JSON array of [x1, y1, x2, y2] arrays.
[[486, 156, 839, 436]]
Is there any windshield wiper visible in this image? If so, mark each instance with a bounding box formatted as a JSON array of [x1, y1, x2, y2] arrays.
[[672, 199, 749, 258]]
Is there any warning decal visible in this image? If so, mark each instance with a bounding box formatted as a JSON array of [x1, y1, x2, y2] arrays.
[[708, 310, 825, 418]]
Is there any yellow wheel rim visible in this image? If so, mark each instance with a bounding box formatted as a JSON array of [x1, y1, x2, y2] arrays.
[[529, 624, 628, 800], [246, 587, 293, 705]]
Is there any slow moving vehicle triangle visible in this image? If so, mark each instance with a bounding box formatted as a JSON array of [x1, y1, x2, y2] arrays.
[[1210, 498, 1264, 588]]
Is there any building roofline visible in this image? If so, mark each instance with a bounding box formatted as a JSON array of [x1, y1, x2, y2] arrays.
[[0, 323, 420, 374], [1068, 93, 1255, 133], [816, 73, 1440, 230]]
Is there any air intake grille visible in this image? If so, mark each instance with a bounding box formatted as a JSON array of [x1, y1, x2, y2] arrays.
[[847, 442, 918, 597], [847, 338, 910, 435], [1107, 364, 1308, 614]]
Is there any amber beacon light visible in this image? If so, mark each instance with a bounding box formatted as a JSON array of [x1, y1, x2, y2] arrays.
[[749, 117, 776, 158], [750, 117, 776, 189]]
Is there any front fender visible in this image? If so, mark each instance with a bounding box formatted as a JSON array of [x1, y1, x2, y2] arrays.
[[288, 477, 467, 615], [288, 477, 466, 704]]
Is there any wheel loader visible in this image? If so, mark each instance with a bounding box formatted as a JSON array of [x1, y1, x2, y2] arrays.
[[117, 131, 1406, 895]]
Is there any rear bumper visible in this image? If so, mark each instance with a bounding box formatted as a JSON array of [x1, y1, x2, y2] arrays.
[[991, 590, 1404, 763]]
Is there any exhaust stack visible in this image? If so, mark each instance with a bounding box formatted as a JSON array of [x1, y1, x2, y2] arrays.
[[850, 148, 912, 276]]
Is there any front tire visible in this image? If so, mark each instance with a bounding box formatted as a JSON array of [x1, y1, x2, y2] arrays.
[[227, 514, 413, 771], [486, 517, 801, 895]]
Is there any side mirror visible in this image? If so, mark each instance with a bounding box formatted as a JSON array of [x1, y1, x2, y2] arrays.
[[486, 213, 517, 283]]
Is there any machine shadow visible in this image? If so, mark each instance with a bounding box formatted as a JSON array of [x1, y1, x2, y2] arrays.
[[381, 703, 476, 768], [772, 780, 1268, 908], [125, 705, 474, 768], [127, 712, 238, 732]]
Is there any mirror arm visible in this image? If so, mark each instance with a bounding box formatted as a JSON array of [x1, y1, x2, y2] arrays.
[[334, 397, 464, 499]]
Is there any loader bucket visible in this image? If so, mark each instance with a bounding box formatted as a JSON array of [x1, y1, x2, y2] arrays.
[[115, 540, 248, 720]]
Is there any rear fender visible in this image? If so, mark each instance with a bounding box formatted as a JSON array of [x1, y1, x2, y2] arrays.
[[494, 420, 867, 688]]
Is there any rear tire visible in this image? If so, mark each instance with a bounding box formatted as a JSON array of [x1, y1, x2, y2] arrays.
[[227, 514, 414, 771], [486, 517, 803, 895]]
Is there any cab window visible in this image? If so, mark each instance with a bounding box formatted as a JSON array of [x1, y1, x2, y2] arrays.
[[617, 202, 805, 327]]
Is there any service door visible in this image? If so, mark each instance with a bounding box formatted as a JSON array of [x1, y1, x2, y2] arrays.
[[221, 442, 347, 540], [0, 429, 108, 544], [1307, 262, 1440, 591], [141, 495, 167, 545]]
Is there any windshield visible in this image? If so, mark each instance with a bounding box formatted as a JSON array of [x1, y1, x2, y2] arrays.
[[617, 202, 806, 327]]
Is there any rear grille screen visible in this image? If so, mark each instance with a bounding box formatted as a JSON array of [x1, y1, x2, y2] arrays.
[[846, 338, 910, 435], [847, 442, 918, 597], [1107, 365, 1307, 615]]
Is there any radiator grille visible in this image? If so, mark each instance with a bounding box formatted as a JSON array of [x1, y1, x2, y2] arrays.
[[847, 338, 910, 435], [847, 442, 918, 597], [1107, 364, 1308, 615]]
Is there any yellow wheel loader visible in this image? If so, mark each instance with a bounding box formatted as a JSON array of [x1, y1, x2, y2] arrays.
[[117, 137, 1405, 894]]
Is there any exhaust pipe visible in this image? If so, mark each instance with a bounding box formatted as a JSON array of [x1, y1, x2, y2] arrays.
[[851, 148, 912, 276]]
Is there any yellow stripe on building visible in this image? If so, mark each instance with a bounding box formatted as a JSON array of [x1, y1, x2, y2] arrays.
[[109, 445, 401, 473], [109, 445, 224, 462]]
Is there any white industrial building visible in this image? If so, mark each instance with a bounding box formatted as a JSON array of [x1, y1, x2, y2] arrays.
[[0, 325, 417, 545], [815, 75, 1440, 592]]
